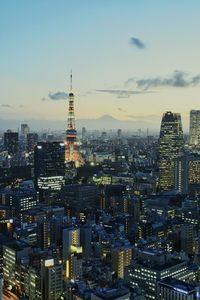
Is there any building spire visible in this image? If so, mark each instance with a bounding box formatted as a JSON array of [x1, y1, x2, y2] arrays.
[[70, 70, 73, 92]]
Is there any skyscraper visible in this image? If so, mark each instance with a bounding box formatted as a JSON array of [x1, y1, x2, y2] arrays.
[[34, 142, 65, 197], [189, 110, 200, 147], [174, 152, 200, 194], [21, 124, 30, 136], [4, 130, 19, 155], [159, 111, 184, 191]]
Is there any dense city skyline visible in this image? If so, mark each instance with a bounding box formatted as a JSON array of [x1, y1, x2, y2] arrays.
[[1, 1, 200, 131]]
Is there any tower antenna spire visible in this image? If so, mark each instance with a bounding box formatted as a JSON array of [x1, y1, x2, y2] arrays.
[[70, 70, 73, 92]]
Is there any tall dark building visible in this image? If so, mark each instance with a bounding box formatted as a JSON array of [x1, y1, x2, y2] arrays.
[[34, 142, 65, 195], [158, 112, 184, 191], [4, 131, 19, 155], [27, 133, 38, 152]]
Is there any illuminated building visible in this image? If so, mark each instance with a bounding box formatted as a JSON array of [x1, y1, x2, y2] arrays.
[[41, 259, 63, 300], [111, 246, 133, 279], [65, 73, 83, 166], [158, 111, 184, 191], [157, 278, 200, 300], [24, 267, 41, 300], [34, 142, 65, 199], [0, 188, 38, 218], [3, 242, 30, 290], [65, 252, 83, 280], [62, 227, 80, 260], [174, 153, 200, 194], [189, 110, 200, 147], [4, 130, 19, 155], [126, 249, 191, 300]]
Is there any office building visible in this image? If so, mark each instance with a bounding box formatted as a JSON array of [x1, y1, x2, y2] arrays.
[[27, 133, 38, 152], [189, 110, 200, 147], [4, 130, 19, 155], [180, 224, 195, 256], [21, 124, 30, 136], [175, 153, 200, 194], [41, 259, 63, 300], [157, 278, 200, 300], [3, 242, 30, 289], [34, 142, 65, 196], [61, 184, 99, 216], [0, 187, 38, 217], [37, 219, 49, 250], [111, 246, 133, 279], [159, 111, 184, 191], [126, 249, 190, 300], [62, 227, 80, 260]]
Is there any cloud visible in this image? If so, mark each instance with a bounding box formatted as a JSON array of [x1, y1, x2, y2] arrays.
[[96, 89, 151, 98], [118, 107, 127, 113], [130, 37, 146, 49], [127, 114, 159, 120], [1, 104, 12, 108], [135, 71, 200, 90], [48, 91, 68, 100], [19, 105, 24, 108]]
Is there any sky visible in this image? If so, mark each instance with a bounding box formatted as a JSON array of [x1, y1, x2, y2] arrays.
[[1, 0, 200, 131]]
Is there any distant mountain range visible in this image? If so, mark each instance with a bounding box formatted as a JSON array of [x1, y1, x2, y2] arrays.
[[0, 115, 159, 133]]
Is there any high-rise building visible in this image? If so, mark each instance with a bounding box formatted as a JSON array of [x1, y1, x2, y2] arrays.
[[158, 112, 184, 191], [41, 259, 63, 300], [180, 224, 195, 255], [174, 153, 200, 194], [189, 110, 200, 147], [34, 142, 65, 197], [3, 242, 30, 289], [82, 127, 86, 141], [111, 246, 133, 279], [65, 73, 83, 166], [21, 124, 30, 136], [62, 227, 80, 260], [27, 133, 38, 152], [4, 130, 19, 155], [37, 219, 49, 250]]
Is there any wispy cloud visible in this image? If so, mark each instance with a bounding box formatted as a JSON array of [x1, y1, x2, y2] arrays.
[[1, 104, 12, 108], [130, 37, 146, 49], [48, 91, 68, 100], [134, 71, 200, 90], [118, 107, 127, 113], [127, 114, 159, 120], [96, 89, 152, 98], [41, 91, 68, 101]]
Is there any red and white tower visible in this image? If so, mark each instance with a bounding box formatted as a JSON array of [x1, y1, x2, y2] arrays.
[[65, 73, 83, 166]]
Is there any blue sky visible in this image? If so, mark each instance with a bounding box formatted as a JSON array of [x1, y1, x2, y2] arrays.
[[1, 0, 200, 130]]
